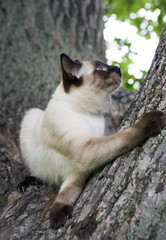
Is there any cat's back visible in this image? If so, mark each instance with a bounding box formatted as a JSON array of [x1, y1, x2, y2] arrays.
[[20, 108, 44, 146]]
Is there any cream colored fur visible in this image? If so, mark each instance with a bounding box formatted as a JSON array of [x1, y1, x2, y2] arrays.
[[20, 59, 117, 192]]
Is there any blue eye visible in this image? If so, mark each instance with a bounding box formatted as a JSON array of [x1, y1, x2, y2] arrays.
[[96, 65, 103, 70]]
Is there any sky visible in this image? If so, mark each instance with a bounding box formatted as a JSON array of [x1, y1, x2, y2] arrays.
[[103, 12, 160, 89]]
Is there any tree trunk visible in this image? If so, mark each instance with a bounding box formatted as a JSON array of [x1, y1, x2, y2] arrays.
[[1, 0, 166, 239]]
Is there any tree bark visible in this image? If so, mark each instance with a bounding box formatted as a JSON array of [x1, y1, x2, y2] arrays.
[[1, 1, 166, 239]]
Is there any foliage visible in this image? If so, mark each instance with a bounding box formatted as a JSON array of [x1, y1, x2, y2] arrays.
[[104, 0, 166, 90], [105, 0, 166, 38]]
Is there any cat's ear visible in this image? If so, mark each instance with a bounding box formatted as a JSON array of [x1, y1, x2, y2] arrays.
[[60, 54, 82, 93]]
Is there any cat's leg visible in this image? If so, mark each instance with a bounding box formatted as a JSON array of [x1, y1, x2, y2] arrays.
[[49, 177, 85, 228]]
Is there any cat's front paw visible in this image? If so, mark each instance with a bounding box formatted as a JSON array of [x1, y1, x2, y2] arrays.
[[137, 110, 165, 139], [49, 202, 73, 228]]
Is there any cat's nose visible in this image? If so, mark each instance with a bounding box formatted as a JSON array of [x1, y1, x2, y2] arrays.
[[108, 66, 122, 76]]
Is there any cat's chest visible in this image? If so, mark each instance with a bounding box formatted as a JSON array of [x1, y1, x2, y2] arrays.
[[81, 113, 105, 137]]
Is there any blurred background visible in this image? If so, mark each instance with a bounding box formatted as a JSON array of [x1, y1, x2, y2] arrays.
[[104, 0, 166, 90]]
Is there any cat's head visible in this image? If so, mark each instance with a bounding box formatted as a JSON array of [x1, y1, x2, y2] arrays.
[[58, 54, 122, 113], [60, 54, 122, 94]]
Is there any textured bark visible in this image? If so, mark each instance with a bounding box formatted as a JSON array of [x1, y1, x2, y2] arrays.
[[1, 1, 166, 239]]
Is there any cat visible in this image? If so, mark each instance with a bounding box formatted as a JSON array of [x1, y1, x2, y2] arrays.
[[19, 53, 165, 228]]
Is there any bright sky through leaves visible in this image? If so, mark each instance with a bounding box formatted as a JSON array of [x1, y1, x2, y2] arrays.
[[103, 3, 165, 90], [104, 15, 159, 88]]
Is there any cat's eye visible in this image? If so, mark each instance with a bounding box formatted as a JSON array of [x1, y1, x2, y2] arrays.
[[96, 65, 103, 70]]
